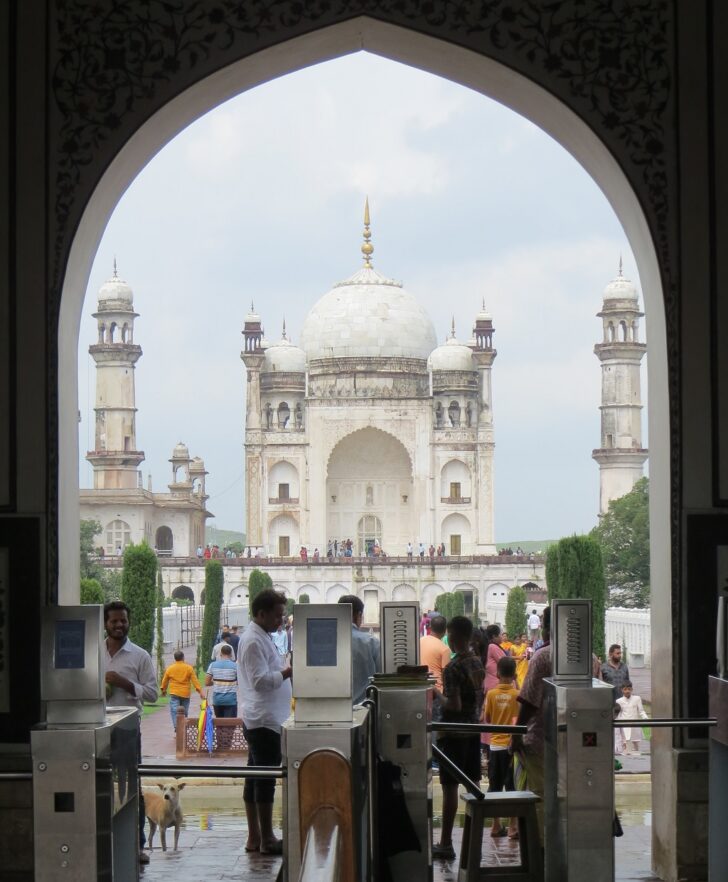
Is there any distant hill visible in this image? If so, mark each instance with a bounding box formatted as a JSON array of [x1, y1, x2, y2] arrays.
[[205, 526, 246, 547], [497, 539, 557, 554]]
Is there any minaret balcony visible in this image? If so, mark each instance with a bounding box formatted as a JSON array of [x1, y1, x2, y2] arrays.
[[440, 496, 471, 505]]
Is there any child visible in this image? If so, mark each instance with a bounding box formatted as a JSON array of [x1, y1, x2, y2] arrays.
[[161, 650, 204, 734], [615, 681, 648, 756], [484, 655, 519, 838]]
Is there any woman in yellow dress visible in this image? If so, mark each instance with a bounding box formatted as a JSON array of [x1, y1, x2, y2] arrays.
[[510, 633, 529, 688]]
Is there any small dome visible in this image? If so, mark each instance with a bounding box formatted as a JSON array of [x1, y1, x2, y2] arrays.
[[476, 299, 492, 321], [300, 266, 437, 361], [189, 456, 206, 473], [603, 268, 638, 302], [171, 442, 190, 460], [263, 336, 306, 373], [245, 302, 260, 323], [428, 335, 476, 372], [98, 264, 133, 307]]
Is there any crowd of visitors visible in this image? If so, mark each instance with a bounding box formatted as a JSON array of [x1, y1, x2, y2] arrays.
[[145, 597, 640, 866]]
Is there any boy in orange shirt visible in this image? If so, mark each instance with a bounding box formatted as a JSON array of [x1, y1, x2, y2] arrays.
[[484, 655, 519, 838], [161, 650, 204, 733]]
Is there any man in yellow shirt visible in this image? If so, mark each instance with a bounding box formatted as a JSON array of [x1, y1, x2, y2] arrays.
[[161, 650, 204, 733], [484, 655, 519, 838]]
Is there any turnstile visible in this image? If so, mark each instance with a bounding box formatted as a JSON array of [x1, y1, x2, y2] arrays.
[[32, 707, 140, 881], [544, 599, 615, 882]]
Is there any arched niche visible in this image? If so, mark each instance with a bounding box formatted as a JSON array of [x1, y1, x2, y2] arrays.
[[155, 525, 173, 554], [440, 459, 472, 500], [171, 585, 194, 603], [268, 460, 299, 501]]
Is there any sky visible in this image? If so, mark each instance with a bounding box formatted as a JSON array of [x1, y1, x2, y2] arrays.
[[77, 52, 648, 542]]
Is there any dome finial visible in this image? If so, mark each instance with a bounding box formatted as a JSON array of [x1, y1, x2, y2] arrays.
[[618, 254, 623, 277], [113, 256, 118, 279], [282, 318, 287, 340], [451, 316, 456, 339], [361, 197, 374, 268]]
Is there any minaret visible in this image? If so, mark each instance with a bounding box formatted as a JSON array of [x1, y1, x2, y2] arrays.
[[592, 261, 648, 514], [86, 262, 144, 489], [241, 303, 265, 546], [471, 300, 497, 550]]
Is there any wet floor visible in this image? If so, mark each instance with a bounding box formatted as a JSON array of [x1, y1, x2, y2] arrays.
[[139, 787, 656, 881]]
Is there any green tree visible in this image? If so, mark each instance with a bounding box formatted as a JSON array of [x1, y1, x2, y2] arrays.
[[155, 569, 165, 682], [228, 541, 245, 556], [80, 577, 104, 605], [248, 569, 274, 616], [99, 568, 123, 601], [198, 561, 224, 671], [590, 477, 650, 608], [285, 597, 295, 616], [298, 594, 310, 604], [80, 519, 102, 579], [450, 592, 465, 618], [121, 542, 158, 654], [472, 595, 481, 627], [435, 593, 450, 619], [505, 585, 527, 639], [546, 534, 607, 659]]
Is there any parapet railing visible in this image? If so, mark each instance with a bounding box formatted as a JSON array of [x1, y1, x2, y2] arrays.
[[93, 553, 547, 568]]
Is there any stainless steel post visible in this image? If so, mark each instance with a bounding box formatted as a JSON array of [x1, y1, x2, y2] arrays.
[[544, 598, 614, 882]]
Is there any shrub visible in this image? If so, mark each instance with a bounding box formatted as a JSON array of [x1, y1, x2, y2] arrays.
[[198, 561, 224, 670], [472, 595, 481, 627], [505, 586, 527, 640], [121, 542, 158, 654], [80, 577, 104, 605], [298, 593, 310, 604], [248, 568, 273, 617]]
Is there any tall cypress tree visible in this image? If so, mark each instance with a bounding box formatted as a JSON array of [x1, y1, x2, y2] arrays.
[[545, 535, 606, 658], [199, 561, 224, 670], [155, 569, 165, 681], [505, 586, 527, 639], [121, 542, 158, 654], [247, 568, 273, 617]]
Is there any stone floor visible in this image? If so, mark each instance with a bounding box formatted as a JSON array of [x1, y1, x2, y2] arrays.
[[139, 656, 656, 880], [139, 803, 656, 881]]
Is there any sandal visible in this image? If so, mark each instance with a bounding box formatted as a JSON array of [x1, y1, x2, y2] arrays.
[[432, 843, 456, 860]]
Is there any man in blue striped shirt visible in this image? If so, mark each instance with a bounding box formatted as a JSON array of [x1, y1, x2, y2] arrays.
[[205, 644, 238, 717]]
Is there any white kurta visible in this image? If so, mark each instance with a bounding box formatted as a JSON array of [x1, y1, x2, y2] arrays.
[[616, 694, 648, 741]]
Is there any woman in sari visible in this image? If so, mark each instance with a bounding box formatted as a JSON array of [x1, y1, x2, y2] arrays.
[[510, 633, 529, 687]]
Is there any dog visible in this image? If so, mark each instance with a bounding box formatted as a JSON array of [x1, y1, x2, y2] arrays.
[[144, 782, 186, 851]]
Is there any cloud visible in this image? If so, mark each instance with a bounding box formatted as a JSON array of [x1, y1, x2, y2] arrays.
[[77, 53, 648, 539]]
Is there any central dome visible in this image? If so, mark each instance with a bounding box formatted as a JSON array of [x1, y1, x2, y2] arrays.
[[300, 266, 437, 361]]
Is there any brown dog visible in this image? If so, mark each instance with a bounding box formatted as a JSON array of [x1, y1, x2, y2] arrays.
[[144, 782, 186, 851]]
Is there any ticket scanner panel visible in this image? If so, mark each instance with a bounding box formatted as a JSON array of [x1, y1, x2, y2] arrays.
[[284, 603, 369, 881], [292, 603, 353, 722], [32, 605, 139, 881]]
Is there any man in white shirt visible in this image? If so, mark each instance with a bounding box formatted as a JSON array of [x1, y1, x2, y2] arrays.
[[104, 601, 158, 864], [527, 609, 541, 643], [211, 631, 236, 661], [238, 588, 292, 855]]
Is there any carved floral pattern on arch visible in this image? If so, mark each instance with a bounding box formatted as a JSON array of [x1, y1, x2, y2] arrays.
[[51, 0, 672, 285]]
